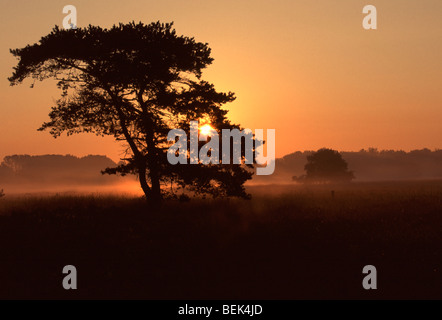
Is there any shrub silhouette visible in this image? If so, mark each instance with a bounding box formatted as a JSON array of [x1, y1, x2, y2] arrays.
[[294, 148, 354, 183]]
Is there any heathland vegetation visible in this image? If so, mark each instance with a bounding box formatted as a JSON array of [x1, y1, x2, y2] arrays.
[[0, 180, 440, 299]]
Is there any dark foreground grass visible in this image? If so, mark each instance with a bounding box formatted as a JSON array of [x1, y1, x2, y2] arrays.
[[0, 180, 441, 299]]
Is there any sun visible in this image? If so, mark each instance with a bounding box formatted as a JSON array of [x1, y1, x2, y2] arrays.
[[199, 124, 215, 136]]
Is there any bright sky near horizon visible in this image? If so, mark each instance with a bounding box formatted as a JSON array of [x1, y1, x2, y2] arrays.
[[0, 0, 441, 162]]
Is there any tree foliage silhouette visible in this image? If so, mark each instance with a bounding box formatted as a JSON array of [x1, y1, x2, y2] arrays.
[[8, 21, 253, 203], [294, 148, 354, 183]]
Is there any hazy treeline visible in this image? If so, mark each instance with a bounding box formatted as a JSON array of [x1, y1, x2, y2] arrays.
[[0, 154, 132, 193], [254, 148, 442, 184], [1, 149, 442, 193]]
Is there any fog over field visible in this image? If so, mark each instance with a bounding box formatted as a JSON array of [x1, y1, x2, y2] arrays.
[[0, 154, 139, 195], [1, 149, 441, 195]]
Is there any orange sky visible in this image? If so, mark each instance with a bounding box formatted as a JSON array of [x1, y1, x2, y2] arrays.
[[1, 0, 441, 162]]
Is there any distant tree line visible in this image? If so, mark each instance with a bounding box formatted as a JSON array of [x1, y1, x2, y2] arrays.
[[1, 149, 441, 190], [0, 154, 124, 186], [253, 148, 442, 184]]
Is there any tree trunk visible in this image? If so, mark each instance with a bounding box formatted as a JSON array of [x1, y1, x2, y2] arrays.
[[142, 109, 162, 204], [108, 91, 159, 205], [137, 162, 151, 200], [146, 136, 162, 203]]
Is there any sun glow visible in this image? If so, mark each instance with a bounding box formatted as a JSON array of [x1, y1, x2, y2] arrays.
[[199, 124, 216, 136]]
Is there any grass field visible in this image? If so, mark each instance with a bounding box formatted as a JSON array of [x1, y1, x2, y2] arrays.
[[0, 180, 441, 299]]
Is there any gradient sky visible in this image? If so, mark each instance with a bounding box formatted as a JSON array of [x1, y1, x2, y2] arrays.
[[1, 0, 441, 162]]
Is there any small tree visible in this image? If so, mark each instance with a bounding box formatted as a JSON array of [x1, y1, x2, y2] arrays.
[[295, 148, 354, 183]]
